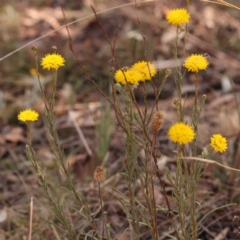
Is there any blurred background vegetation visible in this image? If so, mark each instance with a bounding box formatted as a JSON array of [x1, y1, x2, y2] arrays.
[[1, 0, 240, 239]]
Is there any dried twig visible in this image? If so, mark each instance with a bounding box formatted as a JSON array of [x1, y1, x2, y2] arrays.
[[69, 110, 93, 156], [183, 156, 240, 172], [201, 0, 240, 10], [28, 197, 33, 240], [0, 0, 157, 61]]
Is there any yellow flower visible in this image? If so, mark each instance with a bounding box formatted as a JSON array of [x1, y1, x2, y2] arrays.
[[18, 109, 39, 123], [168, 122, 195, 145], [166, 8, 190, 26], [29, 68, 37, 75], [132, 61, 157, 81], [114, 69, 142, 85], [210, 134, 227, 153], [41, 53, 65, 70], [183, 54, 209, 72]]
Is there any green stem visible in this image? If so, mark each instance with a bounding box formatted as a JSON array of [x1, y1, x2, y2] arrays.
[[98, 182, 110, 240], [125, 87, 139, 239]]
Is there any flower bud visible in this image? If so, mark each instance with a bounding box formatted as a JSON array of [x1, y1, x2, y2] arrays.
[[94, 166, 104, 182], [151, 111, 164, 133]]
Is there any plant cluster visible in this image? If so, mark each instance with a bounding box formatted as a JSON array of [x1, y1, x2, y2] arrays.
[[14, 1, 239, 240]]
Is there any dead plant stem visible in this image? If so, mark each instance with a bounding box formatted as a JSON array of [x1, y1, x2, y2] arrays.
[[28, 197, 33, 240], [98, 182, 110, 239], [150, 133, 159, 240], [152, 133, 173, 218]]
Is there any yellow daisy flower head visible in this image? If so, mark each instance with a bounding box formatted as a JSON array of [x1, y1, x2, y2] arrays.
[[29, 68, 37, 75], [41, 53, 65, 70], [114, 68, 142, 85], [18, 109, 39, 123], [210, 134, 227, 153], [168, 122, 195, 145], [183, 54, 209, 72], [132, 61, 157, 81], [166, 8, 190, 26]]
